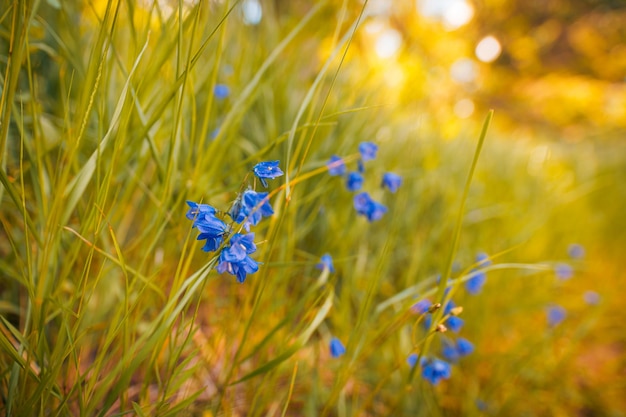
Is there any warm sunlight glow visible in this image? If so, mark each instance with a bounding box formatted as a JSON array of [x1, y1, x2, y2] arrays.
[[375, 29, 403, 58], [475, 36, 502, 62]]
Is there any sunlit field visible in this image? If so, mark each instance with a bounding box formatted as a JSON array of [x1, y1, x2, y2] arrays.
[[1, 0, 625, 416]]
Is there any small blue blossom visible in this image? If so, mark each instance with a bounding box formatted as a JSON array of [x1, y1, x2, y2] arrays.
[[327, 155, 346, 176], [230, 189, 274, 231], [407, 353, 419, 367], [446, 316, 464, 333], [411, 299, 432, 315], [456, 337, 474, 356], [346, 171, 364, 191], [442, 340, 459, 362], [547, 305, 567, 327], [443, 299, 455, 315], [568, 243, 585, 259], [421, 357, 452, 385], [316, 253, 335, 273], [583, 290, 601, 305], [329, 337, 346, 358], [381, 172, 402, 193], [466, 252, 491, 295], [213, 83, 230, 99], [358, 142, 378, 162], [186, 201, 229, 252], [216, 233, 259, 283], [555, 263, 573, 280], [252, 161, 284, 187], [353, 192, 387, 222]]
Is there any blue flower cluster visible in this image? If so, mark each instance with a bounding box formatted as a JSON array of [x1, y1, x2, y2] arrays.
[[326, 142, 402, 222], [466, 252, 491, 295], [409, 295, 475, 385], [186, 161, 283, 283]]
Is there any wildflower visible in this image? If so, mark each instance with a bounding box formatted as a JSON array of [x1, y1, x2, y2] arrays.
[[316, 253, 335, 273], [456, 337, 474, 356], [407, 353, 419, 368], [216, 233, 259, 283], [583, 290, 601, 305], [466, 253, 491, 295], [353, 192, 387, 222], [214, 84, 230, 99], [547, 305, 567, 327], [445, 316, 464, 333], [568, 243, 585, 259], [252, 160, 284, 187], [381, 172, 402, 193], [411, 299, 432, 315], [231, 189, 274, 230], [329, 337, 346, 358], [358, 142, 378, 162], [346, 171, 364, 191], [186, 201, 229, 252], [442, 340, 459, 362], [421, 357, 452, 385], [327, 155, 346, 176], [555, 263, 573, 280], [444, 337, 475, 362]]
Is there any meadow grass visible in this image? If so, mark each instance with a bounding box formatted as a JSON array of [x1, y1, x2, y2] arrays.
[[1, 1, 624, 416]]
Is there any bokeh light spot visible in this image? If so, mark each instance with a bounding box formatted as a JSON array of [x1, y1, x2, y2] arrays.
[[450, 58, 477, 83], [476, 36, 502, 63], [375, 29, 403, 58], [454, 98, 475, 118], [242, 0, 262, 25]]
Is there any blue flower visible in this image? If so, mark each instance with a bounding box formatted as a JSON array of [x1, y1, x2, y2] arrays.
[[216, 233, 259, 283], [252, 160, 284, 187], [407, 353, 419, 367], [583, 290, 601, 305], [353, 192, 387, 222], [329, 337, 346, 358], [316, 253, 335, 273], [381, 172, 402, 193], [466, 252, 491, 295], [547, 305, 567, 327], [346, 171, 364, 191], [327, 155, 346, 176], [446, 316, 464, 333], [358, 142, 378, 162], [568, 243, 585, 259], [231, 189, 274, 230], [411, 299, 432, 315], [555, 263, 573, 280], [214, 83, 230, 99], [456, 338, 474, 356], [444, 337, 474, 362], [421, 357, 451, 385], [186, 201, 229, 252]]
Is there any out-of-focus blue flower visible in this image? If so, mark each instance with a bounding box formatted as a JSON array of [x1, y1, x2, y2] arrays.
[[329, 337, 346, 358], [382, 172, 402, 193], [547, 305, 567, 327], [216, 233, 259, 283], [231, 189, 274, 230], [446, 316, 464, 333], [466, 252, 491, 295], [353, 192, 387, 222], [456, 337, 474, 356], [421, 357, 451, 385], [555, 263, 573, 280], [411, 299, 432, 315], [583, 290, 601, 305], [407, 353, 419, 367], [442, 340, 459, 362], [214, 84, 230, 99], [568, 243, 585, 259], [327, 155, 346, 176], [252, 160, 284, 187], [346, 171, 364, 191], [316, 253, 335, 273], [186, 201, 229, 252], [358, 142, 378, 162]]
